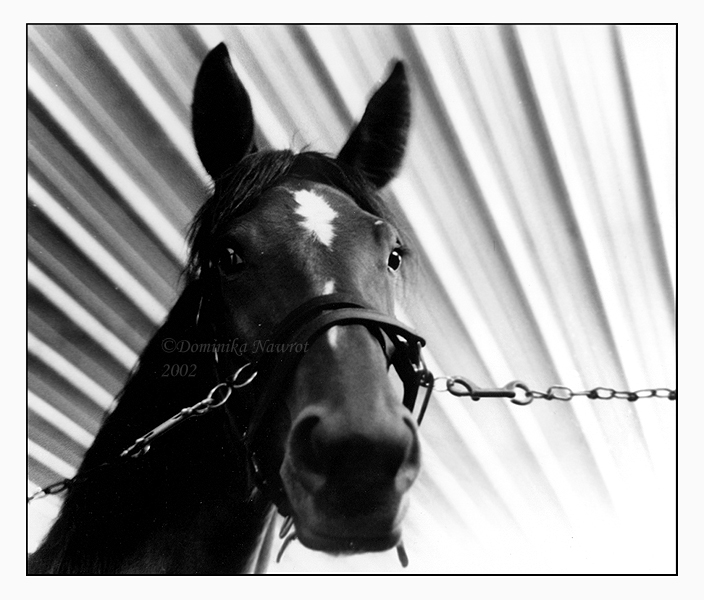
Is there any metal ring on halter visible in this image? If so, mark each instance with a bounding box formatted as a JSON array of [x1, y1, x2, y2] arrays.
[[228, 362, 258, 389], [206, 382, 232, 408], [432, 376, 454, 393]]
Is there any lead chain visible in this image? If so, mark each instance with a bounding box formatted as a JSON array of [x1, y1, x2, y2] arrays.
[[523, 386, 677, 402], [433, 376, 677, 405], [28, 377, 248, 503]]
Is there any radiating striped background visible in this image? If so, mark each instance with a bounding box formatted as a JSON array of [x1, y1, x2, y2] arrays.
[[27, 24, 675, 573]]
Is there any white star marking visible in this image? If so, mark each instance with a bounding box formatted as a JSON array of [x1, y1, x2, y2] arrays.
[[293, 189, 337, 248]]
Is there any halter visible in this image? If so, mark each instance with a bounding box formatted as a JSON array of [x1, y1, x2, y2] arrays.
[[212, 292, 432, 515], [31, 286, 433, 516]]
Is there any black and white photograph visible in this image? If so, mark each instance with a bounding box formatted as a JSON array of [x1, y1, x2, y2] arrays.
[[26, 24, 676, 577]]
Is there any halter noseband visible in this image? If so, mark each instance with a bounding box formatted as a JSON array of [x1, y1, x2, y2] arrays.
[[213, 292, 431, 515]]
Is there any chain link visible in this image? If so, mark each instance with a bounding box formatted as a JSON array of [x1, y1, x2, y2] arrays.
[[28, 365, 259, 504], [29, 365, 675, 503], [118, 380, 237, 460], [432, 376, 677, 406]]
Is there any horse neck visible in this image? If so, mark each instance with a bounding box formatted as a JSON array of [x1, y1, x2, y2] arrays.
[[29, 281, 272, 574]]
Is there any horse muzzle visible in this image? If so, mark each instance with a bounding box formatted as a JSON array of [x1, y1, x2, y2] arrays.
[[281, 403, 420, 554], [278, 317, 422, 555], [230, 294, 428, 553]]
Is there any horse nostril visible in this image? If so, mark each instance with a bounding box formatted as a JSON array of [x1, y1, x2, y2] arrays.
[[288, 413, 324, 474]]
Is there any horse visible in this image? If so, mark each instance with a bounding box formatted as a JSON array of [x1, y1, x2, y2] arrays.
[[28, 42, 427, 574]]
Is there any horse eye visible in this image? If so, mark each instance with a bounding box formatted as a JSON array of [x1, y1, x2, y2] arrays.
[[218, 247, 245, 273], [387, 249, 403, 272]]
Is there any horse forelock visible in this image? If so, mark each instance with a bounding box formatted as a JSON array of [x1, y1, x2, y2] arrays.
[[186, 150, 408, 282]]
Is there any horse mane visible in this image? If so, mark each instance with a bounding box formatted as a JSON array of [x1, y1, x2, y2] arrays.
[[187, 150, 409, 279], [28, 281, 270, 573], [29, 149, 410, 574]]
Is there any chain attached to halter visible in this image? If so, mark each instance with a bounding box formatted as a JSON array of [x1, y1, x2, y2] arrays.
[[26, 365, 259, 504], [119, 364, 258, 460], [427, 376, 677, 405], [27, 370, 677, 504]]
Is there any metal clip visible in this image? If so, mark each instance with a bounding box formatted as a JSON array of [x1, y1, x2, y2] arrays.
[[445, 377, 517, 401]]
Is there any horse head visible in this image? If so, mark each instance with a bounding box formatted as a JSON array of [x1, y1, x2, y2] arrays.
[[190, 43, 421, 557]]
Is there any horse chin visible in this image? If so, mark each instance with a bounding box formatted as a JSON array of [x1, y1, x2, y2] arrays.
[[280, 459, 409, 556], [295, 525, 403, 555]]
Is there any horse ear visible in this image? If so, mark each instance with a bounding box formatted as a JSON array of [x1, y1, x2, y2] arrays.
[[337, 61, 411, 189], [192, 43, 257, 181]]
